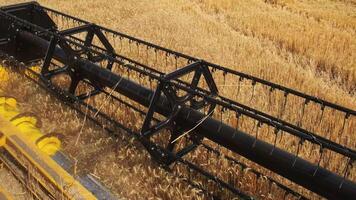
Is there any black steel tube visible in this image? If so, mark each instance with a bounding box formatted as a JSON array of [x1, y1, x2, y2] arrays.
[[18, 31, 356, 199]]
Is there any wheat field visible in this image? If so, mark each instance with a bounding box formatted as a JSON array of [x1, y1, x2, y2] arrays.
[[0, 0, 355, 199]]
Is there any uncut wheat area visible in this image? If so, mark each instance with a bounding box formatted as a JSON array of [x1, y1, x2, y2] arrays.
[[0, 0, 355, 199]]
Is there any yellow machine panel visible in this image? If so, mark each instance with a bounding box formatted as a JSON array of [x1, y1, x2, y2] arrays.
[[0, 66, 97, 200]]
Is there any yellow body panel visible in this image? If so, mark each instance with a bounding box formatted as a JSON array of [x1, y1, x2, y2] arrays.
[[0, 65, 59, 155], [0, 114, 97, 200], [0, 67, 9, 84], [0, 65, 97, 199], [0, 94, 61, 156]]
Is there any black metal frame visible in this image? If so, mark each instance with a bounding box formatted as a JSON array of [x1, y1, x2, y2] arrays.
[[39, 22, 116, 98], [140, 60, 218, 164]]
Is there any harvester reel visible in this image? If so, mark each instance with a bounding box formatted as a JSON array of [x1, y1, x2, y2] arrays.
[[0, 2, 355, 200]]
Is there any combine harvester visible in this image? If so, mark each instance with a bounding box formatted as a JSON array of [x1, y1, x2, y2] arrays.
[[0, 2, 355, 199]]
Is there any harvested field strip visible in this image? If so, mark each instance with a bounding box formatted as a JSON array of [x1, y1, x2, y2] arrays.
[[265, 0, 356, 33], [194, 0, 356, 92]]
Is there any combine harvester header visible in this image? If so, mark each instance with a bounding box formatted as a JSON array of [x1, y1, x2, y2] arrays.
[[0, 2, 355, 199]]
